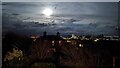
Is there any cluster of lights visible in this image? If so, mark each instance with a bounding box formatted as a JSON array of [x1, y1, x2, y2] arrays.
[[94, 39, 99, 42], [79, 44, 83, 47]]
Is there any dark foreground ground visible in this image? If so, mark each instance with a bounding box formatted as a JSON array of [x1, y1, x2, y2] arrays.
[[2, 33, 120, 68]]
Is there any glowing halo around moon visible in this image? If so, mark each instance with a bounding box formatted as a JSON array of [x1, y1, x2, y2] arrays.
[[42, 8, 53, 17]]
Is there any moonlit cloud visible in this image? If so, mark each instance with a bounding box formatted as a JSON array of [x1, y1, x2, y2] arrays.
[[2, 2, 118, 36]]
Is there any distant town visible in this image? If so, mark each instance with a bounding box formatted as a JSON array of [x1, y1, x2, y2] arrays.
[[30, 32, 120, 42]]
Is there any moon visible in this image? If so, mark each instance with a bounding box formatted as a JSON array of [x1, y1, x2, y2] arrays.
[[42, 8, 53, 17]]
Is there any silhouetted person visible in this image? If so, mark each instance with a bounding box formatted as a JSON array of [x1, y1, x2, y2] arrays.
[[43, 31, 47, 37], [57, 32, 60, 36]]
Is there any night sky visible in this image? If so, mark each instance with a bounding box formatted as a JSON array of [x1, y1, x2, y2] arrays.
[[2, 2, 118, 36]]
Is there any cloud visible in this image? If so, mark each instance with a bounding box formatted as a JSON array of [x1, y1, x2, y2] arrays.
[[11, 13, 19, 16], [2, 2, 118, 36], [2, 13, 118, 35]]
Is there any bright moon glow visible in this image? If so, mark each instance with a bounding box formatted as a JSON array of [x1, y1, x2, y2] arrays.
[[42, 8, 53, 16]]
